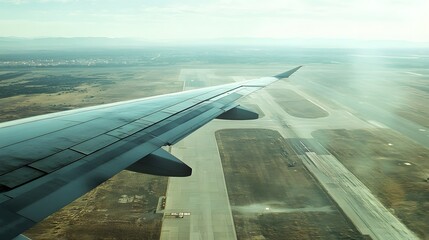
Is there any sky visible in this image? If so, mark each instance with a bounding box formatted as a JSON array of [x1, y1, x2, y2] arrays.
[[0, 0, 428, 43]]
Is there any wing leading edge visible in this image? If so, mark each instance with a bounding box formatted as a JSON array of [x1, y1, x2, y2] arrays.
[[0, 66, 301, 239]]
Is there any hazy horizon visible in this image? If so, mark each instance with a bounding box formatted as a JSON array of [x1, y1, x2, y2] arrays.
[[1, 36, 429, 52], [0, 0, 428, 43]]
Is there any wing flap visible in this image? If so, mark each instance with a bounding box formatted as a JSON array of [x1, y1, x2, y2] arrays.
[[0, 167, 45, 189], [29, 150, 85, 173], [71, 134, 119, 155]]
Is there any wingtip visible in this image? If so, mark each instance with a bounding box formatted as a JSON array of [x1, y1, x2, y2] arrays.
[[274, 66, 302, 79]]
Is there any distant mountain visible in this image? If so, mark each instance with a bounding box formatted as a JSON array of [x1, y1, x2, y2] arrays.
[[0, 37, 428, 52]]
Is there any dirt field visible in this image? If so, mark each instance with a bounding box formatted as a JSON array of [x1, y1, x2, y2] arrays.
[[25, 171, 167, 240], [0, 66, 182, 123], [216, 129, 366, 240], [267, 89, 328, 118], [312, 129, 429, 239]]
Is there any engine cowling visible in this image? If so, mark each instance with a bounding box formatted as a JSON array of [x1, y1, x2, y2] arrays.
[[126, 148, 191, 177]]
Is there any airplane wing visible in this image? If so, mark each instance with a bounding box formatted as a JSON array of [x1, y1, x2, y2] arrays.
[[0, 66, 301, 239]]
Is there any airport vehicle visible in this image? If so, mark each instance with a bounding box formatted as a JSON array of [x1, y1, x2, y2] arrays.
[[0, 66, 301, 239]]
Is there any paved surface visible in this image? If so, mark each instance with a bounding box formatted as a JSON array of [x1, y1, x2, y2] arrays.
[[160, 69, 236, 240], [300, 77, 429, 149], [160, 69, 419, 240], [301, 152, 419, 240], [160, 127, 236, 240]]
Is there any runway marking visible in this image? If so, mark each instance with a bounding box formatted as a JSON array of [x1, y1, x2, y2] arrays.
[[368, 120, 388, 128], [302, 151, 419, 240], [232, 203, 333, 214], [404, 71, 423, 76]]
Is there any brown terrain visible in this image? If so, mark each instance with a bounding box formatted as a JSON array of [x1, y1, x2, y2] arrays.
[[25, 172, 167, 240], [216, 128, 367, 240], [312, 129, 429, 239]]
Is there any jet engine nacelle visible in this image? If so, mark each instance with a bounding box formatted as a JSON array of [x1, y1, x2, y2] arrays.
[[126, 148, 191, 177]]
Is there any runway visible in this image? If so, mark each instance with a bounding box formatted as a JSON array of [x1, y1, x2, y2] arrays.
[[298, 77, 429, 149], [160, 69, 236, 240], [160, 125, 237, 240], [302, 152, 419, 240], [160, 69, 419, 239], [256, 82, 419, 239]]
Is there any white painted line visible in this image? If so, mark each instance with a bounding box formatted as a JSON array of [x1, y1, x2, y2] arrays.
[[404, 72, 423, 76]]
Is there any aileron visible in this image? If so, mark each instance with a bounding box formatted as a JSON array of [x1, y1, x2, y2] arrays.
[[71, 134, 119, 155]]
